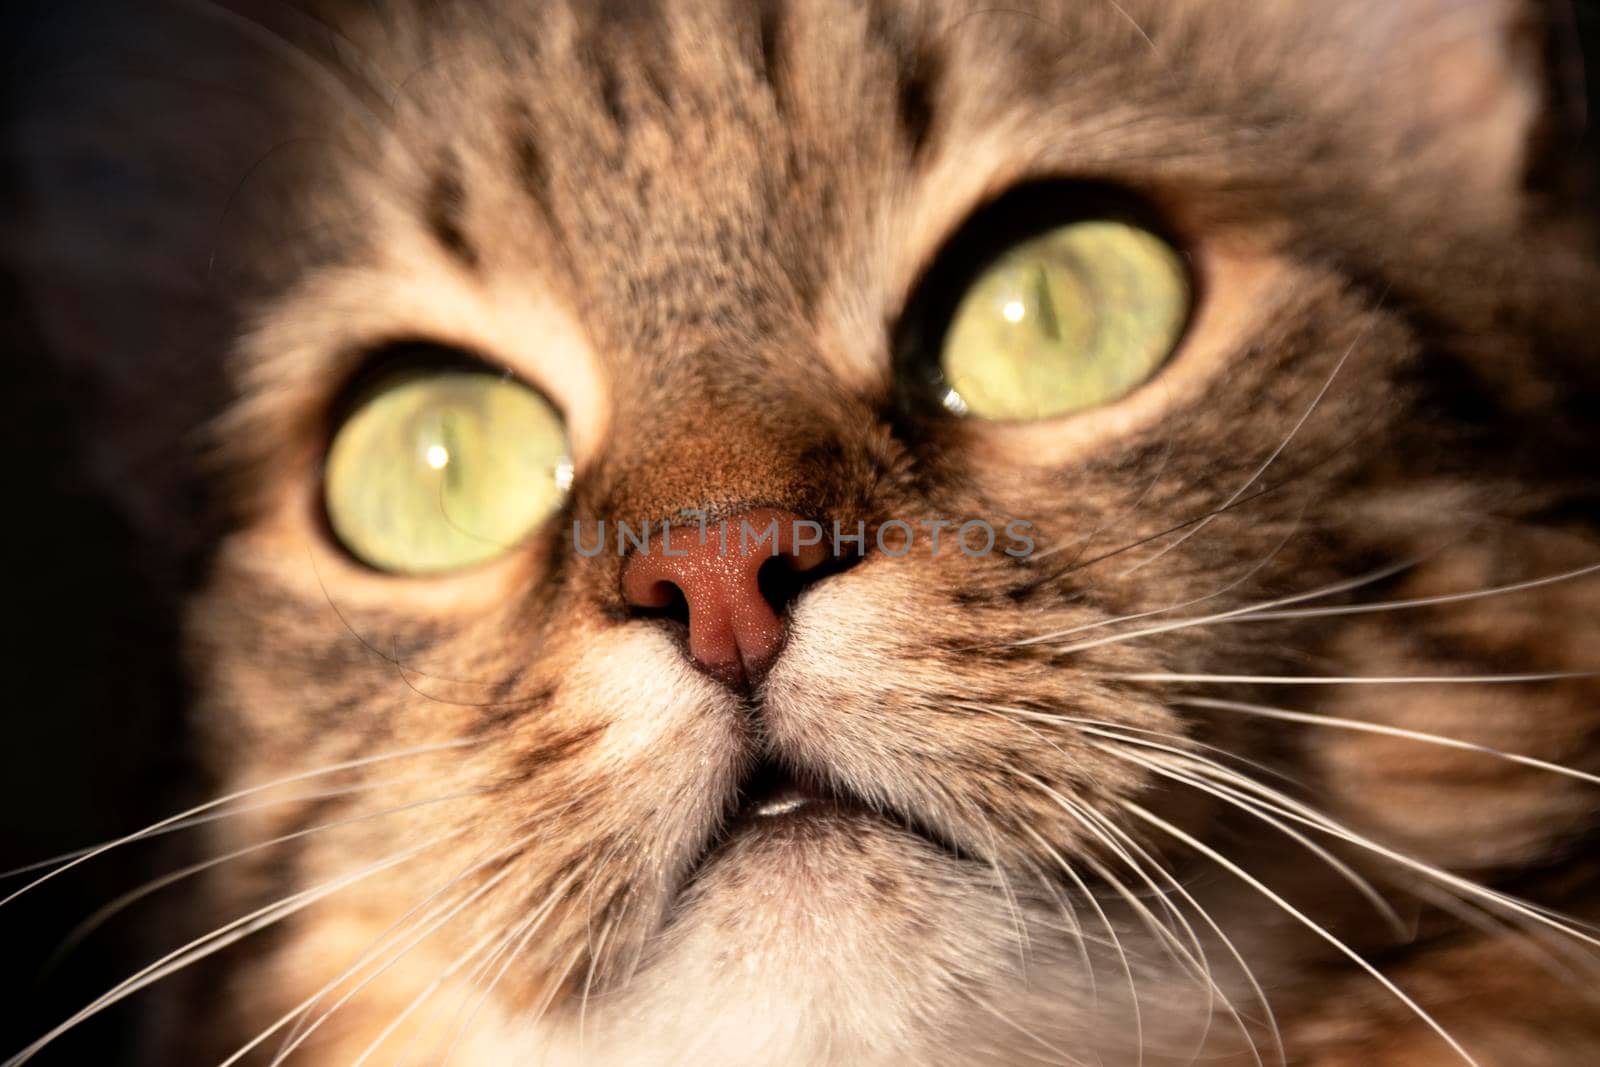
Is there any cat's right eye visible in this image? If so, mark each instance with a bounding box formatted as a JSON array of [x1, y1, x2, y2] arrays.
[[323, 368, 571, 576]]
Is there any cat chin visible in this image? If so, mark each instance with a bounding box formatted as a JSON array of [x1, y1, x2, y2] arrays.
[[525, 817, 1227, 1067], [479, 818, 1202, 1067], [508, 819, 1047, 1067]]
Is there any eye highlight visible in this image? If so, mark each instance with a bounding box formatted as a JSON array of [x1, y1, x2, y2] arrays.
[[933, 217, 1190, 421], [324, 368, 570, 576]]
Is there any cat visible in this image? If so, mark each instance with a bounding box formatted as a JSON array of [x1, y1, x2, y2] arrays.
[[3, 0, 1600, 1064]]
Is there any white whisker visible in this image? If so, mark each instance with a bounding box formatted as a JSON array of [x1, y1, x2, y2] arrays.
[[1243, 561, 1600, 622], [4, 826, 469, 1067], [969, 987, 1089, 1066], [961, 700, 1299, 789], [1123, 801, 1483, 1067], [1131, 751, 1600, 955], [1015, 553, 1413, 652], [255, 849, 530, 1067], [1045, 788, 1247, 1066], [1063, 792, 1281, 1067], [1, 777, 410, 881], [339, 923, 510, 1067], [1016, 855, 1097, 993], [1098, 745, 1407, 939], [1020, 822, 1147, 1067], [272, 790, 597, 1063], [980, 706, 1275, 1066], [54, 786, 488, 967], [1026, 427, 1176, 564], [433, 866, 586, 1067], [1177, 697, 1600, 788], [1115, 671, 1595, 685], [1117, 313, 1371, 579], [1, 740, 480, 904]]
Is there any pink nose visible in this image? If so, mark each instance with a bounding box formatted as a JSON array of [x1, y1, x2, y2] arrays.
[[621, 508, 832, 686]]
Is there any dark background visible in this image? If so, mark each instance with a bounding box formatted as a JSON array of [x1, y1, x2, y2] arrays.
[[2, 3, 221, 1063], [2, 2, 1599, 1065]]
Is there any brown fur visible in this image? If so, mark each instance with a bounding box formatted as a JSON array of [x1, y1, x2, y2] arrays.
[[5, 0, 1600, 1064]]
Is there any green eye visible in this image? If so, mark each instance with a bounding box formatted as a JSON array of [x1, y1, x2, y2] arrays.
[[324, 368, 570, 575], [937, 219, 1189, 421]]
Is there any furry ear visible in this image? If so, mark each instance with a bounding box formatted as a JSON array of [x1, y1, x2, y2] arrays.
[[1332, 0, 1590, 205]]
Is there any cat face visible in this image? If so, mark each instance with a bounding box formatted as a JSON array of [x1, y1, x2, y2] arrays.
[[10, 0, 1599, 1064]]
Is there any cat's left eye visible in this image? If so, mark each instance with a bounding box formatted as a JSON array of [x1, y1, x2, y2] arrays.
[[323, 368, 570, 576], [924, 215, 1190, 422]]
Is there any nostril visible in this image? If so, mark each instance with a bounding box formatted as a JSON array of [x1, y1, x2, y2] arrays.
[[756, 553, 808, 618], [755, 544, 859, 617], [630, 578, 690, 627]]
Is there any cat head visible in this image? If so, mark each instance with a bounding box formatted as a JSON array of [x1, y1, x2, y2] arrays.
[[10, 0, 1600, 1063]]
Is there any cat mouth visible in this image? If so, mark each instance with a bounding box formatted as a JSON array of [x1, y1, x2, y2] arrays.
[[687, 758, 979, 870], [731, 758, 840, 821]]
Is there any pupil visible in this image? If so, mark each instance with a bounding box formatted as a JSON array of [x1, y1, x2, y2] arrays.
[[1030, 263, 1061, 342], [438, 413, 465, 492]]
